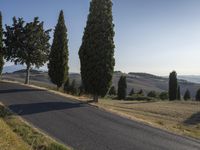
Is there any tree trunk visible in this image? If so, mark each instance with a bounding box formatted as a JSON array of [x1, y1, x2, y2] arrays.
[[93, 94, 99, 103], [25, 64, 30, 84]]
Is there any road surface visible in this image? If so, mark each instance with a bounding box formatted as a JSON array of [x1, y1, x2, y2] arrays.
[[0, 82, 200, 150]]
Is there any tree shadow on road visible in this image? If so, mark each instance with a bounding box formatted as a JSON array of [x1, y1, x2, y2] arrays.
[[8, 101, 85, 116], [184, 112, 200, 125], [0, 88, 45, 94]]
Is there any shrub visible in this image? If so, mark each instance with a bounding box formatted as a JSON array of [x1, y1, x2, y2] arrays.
[[147, 91, 157, 98], [159, 92, 169, 100]]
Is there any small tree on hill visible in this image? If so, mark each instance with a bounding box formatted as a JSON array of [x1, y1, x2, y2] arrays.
[[147, 91, 157, 98], [79, 0, 115, 102], [159, 92, 169, 100], [184, 89, 191, 101], [117, 76, 127, 100], [177, 85, 181, 100], [169, 71, 178, 101], [138, 89, 144, 95], [64, 79, 70, 93], [71, 79, 78, 95], [108, 86, 116, 96], [129, 88, 135, 96], [0, 12, 4, 76], [4, 17, 50, 84], [195, 89, 200, 101], [48, 10, 69, 89]]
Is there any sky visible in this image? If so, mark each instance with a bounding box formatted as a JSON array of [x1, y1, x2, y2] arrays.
[[1, 0, 200, 75]]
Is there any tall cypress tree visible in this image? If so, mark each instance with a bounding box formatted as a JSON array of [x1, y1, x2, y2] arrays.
[[169, 71, 178, 101], [0, 11, 4, 76], [117, 76, 127, 100], [177, 85, 181, 100], [184, 89, 191, 101], [79, 0, 115, 102], [48, 10, 69, 89], [195, 89, 200, 101]]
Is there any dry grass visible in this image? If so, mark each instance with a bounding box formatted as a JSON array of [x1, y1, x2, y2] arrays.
[[0, 118, 31, 150], [97, 100, 200, 139]]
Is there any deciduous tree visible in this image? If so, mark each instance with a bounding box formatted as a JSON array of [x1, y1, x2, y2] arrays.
[[4, 17, 50, 84]]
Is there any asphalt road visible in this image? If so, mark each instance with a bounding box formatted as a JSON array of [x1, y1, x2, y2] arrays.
[[0, 82, 200, 150]]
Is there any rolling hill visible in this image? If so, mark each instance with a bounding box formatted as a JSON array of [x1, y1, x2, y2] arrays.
[[2, 70, 200, 98]]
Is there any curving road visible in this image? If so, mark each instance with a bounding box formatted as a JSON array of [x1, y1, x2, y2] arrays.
[[0, 81, 200, 150]]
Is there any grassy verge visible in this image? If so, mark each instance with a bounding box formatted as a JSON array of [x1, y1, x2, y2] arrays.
[[97, 99, 200, 139], [0, 118, 30, 150], [0, 104, 71, 150]]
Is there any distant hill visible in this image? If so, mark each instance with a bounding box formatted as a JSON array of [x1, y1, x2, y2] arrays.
[[2, 70, 200, 98], [3, 65, 25, 73]]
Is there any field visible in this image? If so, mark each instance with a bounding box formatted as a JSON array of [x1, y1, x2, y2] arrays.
[[96, 99, 200, 139]]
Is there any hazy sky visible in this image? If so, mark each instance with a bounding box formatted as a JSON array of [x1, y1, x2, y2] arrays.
[[1, 0, 200, 75]]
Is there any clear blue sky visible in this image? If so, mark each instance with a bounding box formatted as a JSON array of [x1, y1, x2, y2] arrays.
[[1, 0, 200, 75]]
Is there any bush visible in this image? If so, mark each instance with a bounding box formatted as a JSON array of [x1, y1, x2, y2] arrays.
[[147, 91, 157, 98], [126, 94, 154, 101], [159, 92, 169, 100], [108, 86, 116, 96]]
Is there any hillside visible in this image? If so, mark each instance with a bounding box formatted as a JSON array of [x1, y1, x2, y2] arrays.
[[2, 70, 200, 97]]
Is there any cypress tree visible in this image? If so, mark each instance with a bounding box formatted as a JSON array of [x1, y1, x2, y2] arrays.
[[177, 85, 181, 100], [108, 86, 116, 96], [117, 76, 127, 100], [79, 0, 115, 102], [184, 89, 191, 101], [169, 71, 178, 100], [129, 88, 135, 96], [0, 12, 4, 76], [48, 10, 69, 89], [195, 89, 200, 101], [138, 89, 144, 95]]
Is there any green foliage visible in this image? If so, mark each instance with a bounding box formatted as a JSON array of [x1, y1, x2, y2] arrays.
[[177, 85, 181, 100], [0, 12, 4, 75], [147, 91, 157, 98], [195, 89, 200, 101], [138, 89, 144, 95], [159, 92, 169, 100], [169, 71, 178, 101], [117, 76, 127, 100], [4, 17, 50, 84], [64, 79, 70, 93], [108, 86, 116, 96], [79, 0, 115, 101], [184, 89, 191, 101], [78, 83, 85, 96], [64, 79, 78, 95], [70, 79, 78, 95], [126, 95, 154, 101], [48, 10, 69, 88], [129, 88, 135, 96]]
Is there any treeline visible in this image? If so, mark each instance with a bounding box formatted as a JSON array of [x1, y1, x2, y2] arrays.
[[0, 0, 115, 102], [108, 72, 200, 101]]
